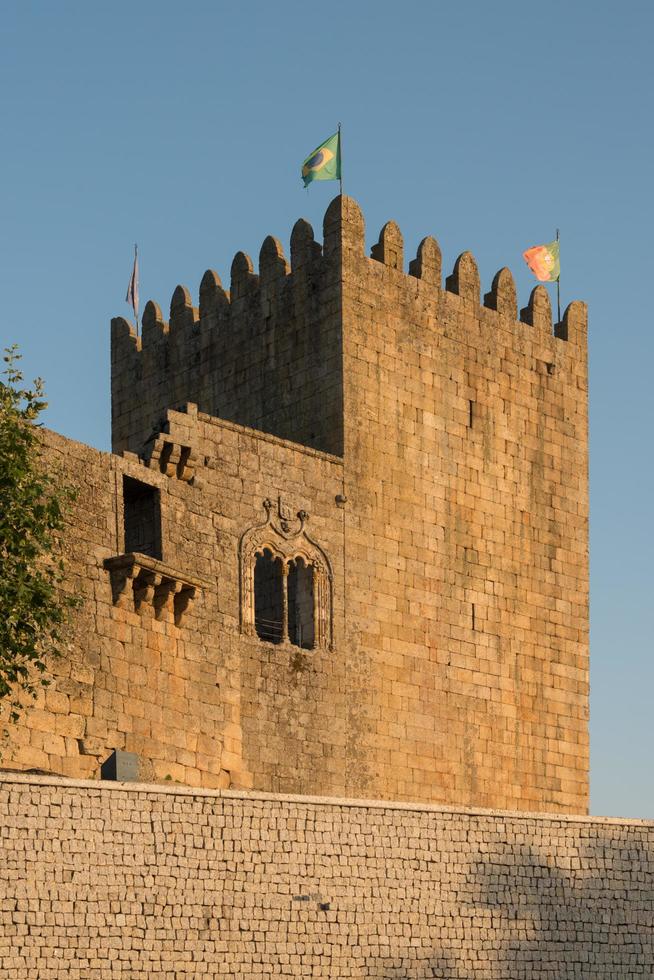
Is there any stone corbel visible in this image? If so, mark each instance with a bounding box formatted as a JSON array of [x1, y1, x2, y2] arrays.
[[107, 562, 139, 608], [163, 442, 182, 478], [174, 585, 197, 627], [145, 437, 197, 484], [133, 569, 160, 612], [104, 553, 206, 626], [153, 577, 181, 621]]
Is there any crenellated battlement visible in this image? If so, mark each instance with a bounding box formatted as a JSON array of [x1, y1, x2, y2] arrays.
[[326, 194, 587, 349], [112, 215, 334, 356], [111, 195, 587, 461], [111, 210, 344, 456]]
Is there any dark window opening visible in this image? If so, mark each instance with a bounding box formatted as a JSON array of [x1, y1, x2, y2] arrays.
[[123, 477, 162, 559], [288, 558, 315, 650], [254, 549, 284, 644]]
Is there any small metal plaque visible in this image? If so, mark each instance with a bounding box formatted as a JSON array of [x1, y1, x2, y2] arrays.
[[100, 750, 139, 782]]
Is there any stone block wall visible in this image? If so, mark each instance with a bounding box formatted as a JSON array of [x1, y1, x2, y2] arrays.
[[111, 219, 343, 458], [1, 774, 652, 978], [330, 197, 589, 812], [1, 417, 347, 795], [4, 195, 590, 813]]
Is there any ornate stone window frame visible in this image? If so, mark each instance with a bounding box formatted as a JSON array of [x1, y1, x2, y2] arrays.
[[239, 498, 333, 651]]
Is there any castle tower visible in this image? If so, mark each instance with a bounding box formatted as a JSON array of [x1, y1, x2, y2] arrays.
[[109, 196, 589, 812]]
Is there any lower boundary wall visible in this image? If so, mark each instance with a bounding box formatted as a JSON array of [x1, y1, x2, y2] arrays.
[[1, 774, 653, 979]]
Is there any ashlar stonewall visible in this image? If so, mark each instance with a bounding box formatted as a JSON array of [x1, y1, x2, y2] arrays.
[[3, 195, 589, 815]]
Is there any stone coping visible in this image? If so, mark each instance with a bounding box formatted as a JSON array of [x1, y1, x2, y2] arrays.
[[1, 771, 652, 828], [103, 552, 208, 589], [197, 411, 344, 465]]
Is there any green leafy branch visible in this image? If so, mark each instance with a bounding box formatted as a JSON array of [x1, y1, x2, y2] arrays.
[[0, 346, 78, 724]]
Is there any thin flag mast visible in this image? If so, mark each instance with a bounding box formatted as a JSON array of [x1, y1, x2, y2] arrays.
[[338, 122, 343, 196], [126, 243, 140, 336], [556, 228, 561, 324]]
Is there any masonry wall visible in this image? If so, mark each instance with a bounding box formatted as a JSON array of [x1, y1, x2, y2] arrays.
[[111, 219, 343, 458], [329, 197, 589, 813], [6, 195, 590, 813], [1, 774, 652, 979], [1, 418, 347, 796]]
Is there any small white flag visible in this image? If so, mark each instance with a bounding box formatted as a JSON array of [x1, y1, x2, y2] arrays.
[[125, 244, 139, 324]]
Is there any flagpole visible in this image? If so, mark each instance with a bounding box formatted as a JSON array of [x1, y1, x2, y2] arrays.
[[556, 228, 561, 325], [338, 122, 343, 197], [134, 243, 139, 337]]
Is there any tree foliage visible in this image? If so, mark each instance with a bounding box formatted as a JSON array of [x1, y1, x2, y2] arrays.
[[0, 346, 77, 722]]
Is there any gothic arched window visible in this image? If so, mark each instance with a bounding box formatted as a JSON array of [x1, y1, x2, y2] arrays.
[[240, 499, 333, 651]]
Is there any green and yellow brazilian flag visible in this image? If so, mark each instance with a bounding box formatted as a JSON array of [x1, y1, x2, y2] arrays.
[[302, 132, 341, 188]]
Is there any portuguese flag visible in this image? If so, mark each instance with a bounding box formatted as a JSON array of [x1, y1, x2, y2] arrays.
[[302, 131, 341, 187], [523, 240, 560, 282]]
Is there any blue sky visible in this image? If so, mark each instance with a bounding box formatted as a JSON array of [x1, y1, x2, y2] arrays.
[[1, 1, 652, 817]]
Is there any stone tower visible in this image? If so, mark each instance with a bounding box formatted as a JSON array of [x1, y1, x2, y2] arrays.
[[6, 196, 589, 814]]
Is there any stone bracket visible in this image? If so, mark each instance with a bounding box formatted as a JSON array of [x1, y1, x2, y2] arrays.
[[146, 437, 197, 483], [103, 553, 205, 626]]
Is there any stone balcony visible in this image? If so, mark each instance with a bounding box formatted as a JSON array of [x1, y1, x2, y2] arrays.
[[103, 553, 206, 626]]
